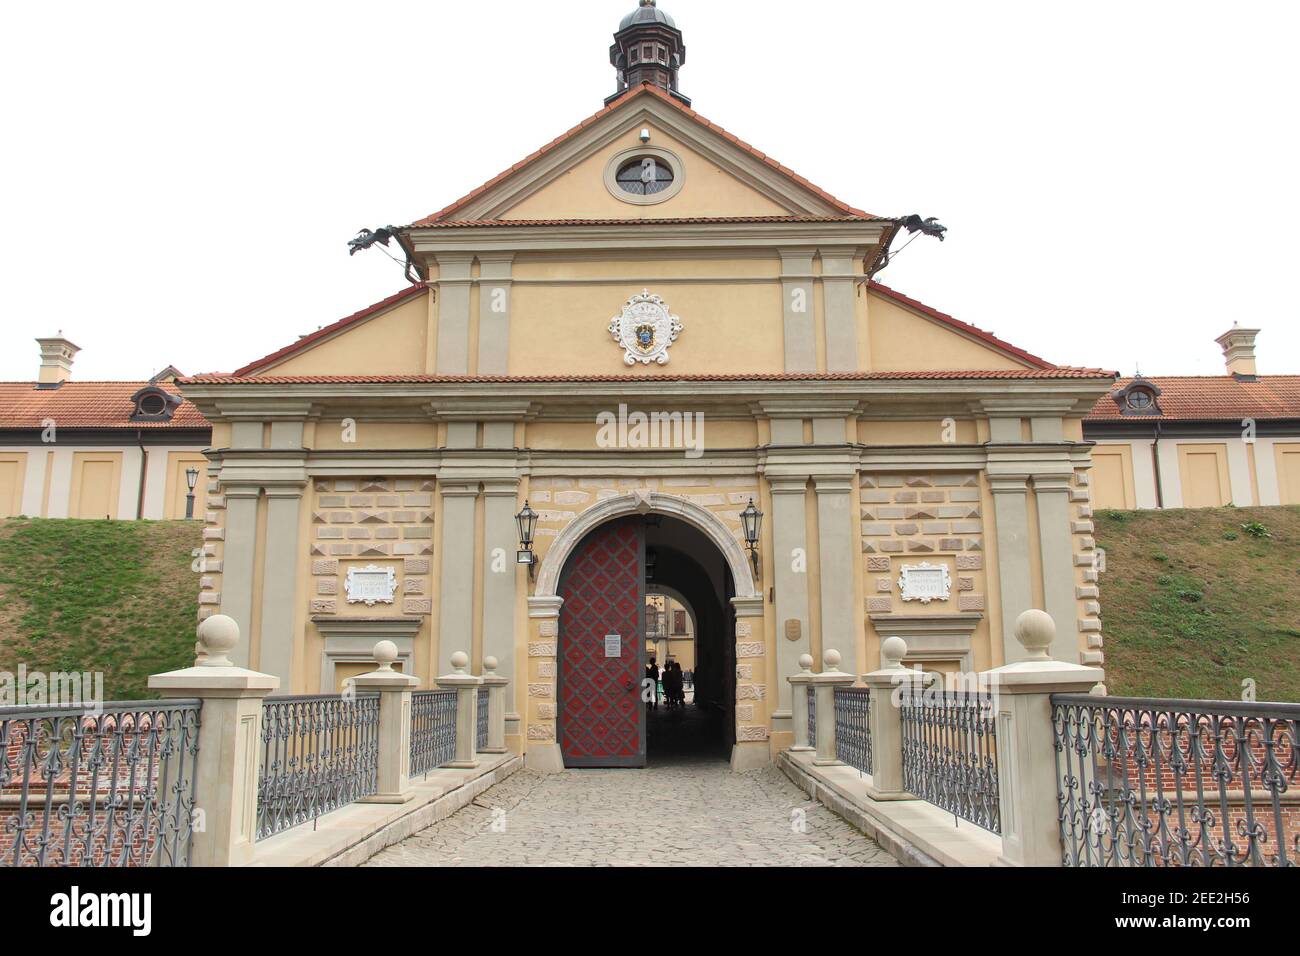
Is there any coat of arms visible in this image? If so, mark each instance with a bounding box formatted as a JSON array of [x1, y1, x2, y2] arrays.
[[608, 290, 682, 366]]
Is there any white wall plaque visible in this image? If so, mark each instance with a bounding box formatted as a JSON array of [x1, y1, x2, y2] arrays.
[[345, 565, 398, 607], [897, 563, 951, 605], [604, 634, 622, 658]]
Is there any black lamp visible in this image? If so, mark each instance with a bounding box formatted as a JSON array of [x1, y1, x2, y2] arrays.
[[184, 467, 200, 520], [739, 498, 763, 576], [516, 502, 539, 578]]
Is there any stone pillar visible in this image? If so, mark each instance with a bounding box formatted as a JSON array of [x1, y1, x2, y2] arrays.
[[480, 655, 510, 755], [984, 609, 1104, 867], [1031, 474, 1082, 663], [148, 615, 279, 867], [811, 649, 855, 767], [476, 254, 514, 375], [731, 596, 771, 771], [861, 636, 924, 800], [787, 654, 815, 751], [814, 475, 858, 677], [821, 250, 861, 371], [434, 253, 474, 375], [988, 474, 1032, 664], [220, 486, 261, 668], [437, 650, 484, 770], [769, 475, 810, 721], [257, 485, 305, 686], [524, 595, 564, 773], [481, 479, 519, 709], [779, 248, 817, 372], [436, 482, 479, 676], [353, 640, 420, 804]]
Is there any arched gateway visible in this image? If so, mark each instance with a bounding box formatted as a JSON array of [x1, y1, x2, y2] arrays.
[[532, 493, 759, 769]]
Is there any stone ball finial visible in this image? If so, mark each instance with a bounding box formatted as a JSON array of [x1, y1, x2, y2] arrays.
[[798, 653, 814, 672], [823, 648, 842, 672], [451, 651, 470, 674], [373, 640, 398, 672], [1015, 609, 1056, 661], [881, 636, 908, 669], [197, 615, 240, 667], [484, 656, 499, 674]]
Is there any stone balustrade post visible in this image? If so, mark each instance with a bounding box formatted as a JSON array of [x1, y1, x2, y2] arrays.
[[148, 615, 279, 867], [437, 650, 484, 769], [479, 655, 510, 755], [861, 635, 928, 800], [352, 640, 420, 804], [984, 609, 1105, 867], [786, 654, 815, 752], [811, 649, 856, 767]]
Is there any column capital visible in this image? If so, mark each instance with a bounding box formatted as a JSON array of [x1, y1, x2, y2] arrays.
[[768, 475, 809, 495], [812, 475, 854, 495], [528, 595, 564, 619], [731, 595, 764, 619]]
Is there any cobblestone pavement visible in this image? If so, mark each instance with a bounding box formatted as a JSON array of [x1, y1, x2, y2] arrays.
[[365, 720, 899, 867]]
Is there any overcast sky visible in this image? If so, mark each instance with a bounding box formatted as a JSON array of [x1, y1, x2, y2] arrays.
[[1, 0, 1296, 382]]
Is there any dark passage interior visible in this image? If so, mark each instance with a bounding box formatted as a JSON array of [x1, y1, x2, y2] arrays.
[[643, 515, 735, 764]]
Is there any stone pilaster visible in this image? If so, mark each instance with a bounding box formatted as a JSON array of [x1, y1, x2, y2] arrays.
[[258, 484, 306, 685], [482, 478, 520, 730], [821, 250, 860, 372], [220, 485, 261, 669], [436, 481, 479, 676], [814, 474, 858, 677], [476, 254, 514, 376], [434, 253, 474, 375], [524, 595, 564, 772], [768, 475, 810, 720], [988, 474, 1032, 664], [1031, 473, 1082, 663], [779, 248, 817, 373]]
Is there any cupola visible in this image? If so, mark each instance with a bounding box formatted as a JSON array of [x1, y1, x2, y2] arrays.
[[608, 1, 688, 106]]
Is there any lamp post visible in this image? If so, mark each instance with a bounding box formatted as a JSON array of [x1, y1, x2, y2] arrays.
[[739, 498, 763, 577], [184, 467, 200, 520], [515, 501, 538, 579]]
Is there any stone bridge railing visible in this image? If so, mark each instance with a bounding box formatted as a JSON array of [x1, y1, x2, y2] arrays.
[[790, 610, 1298, 868]]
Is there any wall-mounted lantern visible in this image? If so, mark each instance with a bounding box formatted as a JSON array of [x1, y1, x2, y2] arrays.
[[739, 498, 763, 577], [185, 467, 200, 520], [516, 502, 539, 579]]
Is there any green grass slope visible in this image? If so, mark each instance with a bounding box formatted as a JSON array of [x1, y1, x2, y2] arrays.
[[1094, 505, 1300, 702], [0, 518, 202, 700]]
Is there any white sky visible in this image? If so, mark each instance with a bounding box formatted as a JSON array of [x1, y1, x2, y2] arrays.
[[1, 0, 1296, 382]]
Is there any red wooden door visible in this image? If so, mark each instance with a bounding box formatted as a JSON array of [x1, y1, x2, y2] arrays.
[[558, 518, 645, 767]]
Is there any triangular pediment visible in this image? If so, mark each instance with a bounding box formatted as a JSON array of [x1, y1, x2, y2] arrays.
[[411, 85, 875, 225]]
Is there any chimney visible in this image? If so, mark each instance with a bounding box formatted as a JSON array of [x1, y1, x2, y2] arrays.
[[36, 334, 81, 385], [1215, 324, 1260, 379]]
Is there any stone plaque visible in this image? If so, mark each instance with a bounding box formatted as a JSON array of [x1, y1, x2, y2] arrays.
[[897, 562, 951, 605], [784, 619, 802, 642], [344, 564, 397, 607], [604, 634, 622, 658]]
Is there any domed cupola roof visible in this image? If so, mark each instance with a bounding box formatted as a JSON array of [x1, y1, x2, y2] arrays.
[[608, 0, 689, 106], [620, 0, 676, 30]]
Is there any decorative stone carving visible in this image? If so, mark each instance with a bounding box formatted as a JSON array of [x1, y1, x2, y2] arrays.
[[897, 562, 952, 605], [608, 289, 682, 366], [344, 565, 398, 606]]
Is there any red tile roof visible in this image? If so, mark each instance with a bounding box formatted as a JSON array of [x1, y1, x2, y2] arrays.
[[410, 84, 875, 226], [186, 369, 1114, 386], [418, 215, 887, 228], [233, 284, 427, 377], [1087, 376, 1300, 422], [867, 281, 1054, 370], [0, 381, 209, 430]]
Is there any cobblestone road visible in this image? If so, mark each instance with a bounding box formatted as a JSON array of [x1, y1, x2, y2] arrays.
[[364, 759, 899, 868]]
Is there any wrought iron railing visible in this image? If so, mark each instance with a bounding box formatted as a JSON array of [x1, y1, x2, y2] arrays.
[[834, 687, 872, 774], [900, 687, 1000, 834], [0, 700, 201, 867], [477, 687, 489, 752], [256, 694, 379, 841], [1052, 695, 1299, 867], [807, 686, 817, 749], [410, 690, 457, 778]]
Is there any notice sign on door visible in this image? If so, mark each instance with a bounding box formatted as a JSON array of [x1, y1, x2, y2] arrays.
[[604, 634, 622, 658]]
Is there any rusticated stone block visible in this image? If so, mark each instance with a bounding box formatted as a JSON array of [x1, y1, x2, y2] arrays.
[[536, 703, 557, 719], [310, 600, 337, 615], [737, 725, 770, 742], [894, 523, 919, 536], [317, 579, 338, 595], [312, 560, 339, 575], [403, 579, 425, 595], [867, 598, 892, 612], [876, 578, 891, 592], [736, 684, 766, 700], [527, 725, 555, 741], [529, 642, 557, 657], [735, 621, 752, 638], [528, 683, 554, 700], [736, 664, 753, 680], [866, 556, 891, 572], [736, 705, 755, 722], [956, 555, 983, 570], [537, 661, 555, 678], [894, 491, 918, 504], [198, 592, 221, 606], [940, 538, 964, 551], [403, 599, 432, 615], [538, 620, 558, 638], [405, 558, 430, 574], [921, 491, 946, 503], [958, 596, 985, 611], [957, 577, 974, 592], [735, 643, 765, 658]]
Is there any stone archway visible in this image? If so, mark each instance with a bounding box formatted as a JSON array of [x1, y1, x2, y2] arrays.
[[533, 491, 758, 601]]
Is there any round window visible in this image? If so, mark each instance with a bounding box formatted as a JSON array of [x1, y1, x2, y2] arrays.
[[1126, 390, 1153, 411], [138, 394, 167, 416], [615, 157, 675, 196]]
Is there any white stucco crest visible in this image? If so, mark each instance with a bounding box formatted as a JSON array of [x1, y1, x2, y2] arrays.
[[608, 290, 682, 366]]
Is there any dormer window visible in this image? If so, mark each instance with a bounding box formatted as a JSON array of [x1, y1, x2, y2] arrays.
[[130, 385, 181, 422], [1111, 378, 1163, 417]]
